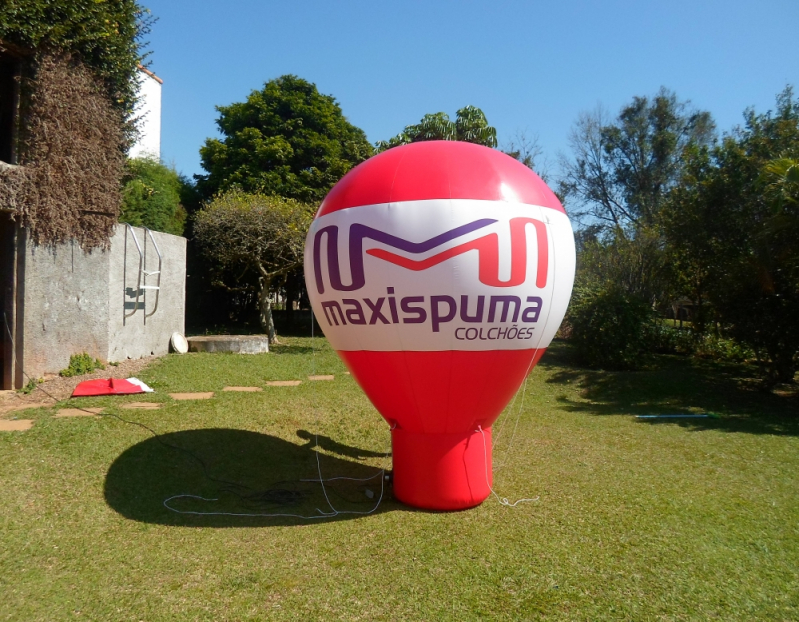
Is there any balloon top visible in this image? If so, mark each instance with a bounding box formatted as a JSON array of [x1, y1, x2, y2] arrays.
[[317, 141, 565, 217]]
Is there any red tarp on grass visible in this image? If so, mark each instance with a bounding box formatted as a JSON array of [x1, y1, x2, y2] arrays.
[[71, 378, 150, 397]]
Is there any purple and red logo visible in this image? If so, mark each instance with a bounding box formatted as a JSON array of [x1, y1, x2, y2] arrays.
[[312, 218, 549, 294]]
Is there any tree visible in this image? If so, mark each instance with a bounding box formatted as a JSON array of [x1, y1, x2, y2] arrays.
[[375, 106, 497, 152], [558, 88, 715, 328], [120, 157, 187, 236], [192, 190, 313, 342], [196, 75, 372, 202], [502, 130, 546, 178], [663, 87, 799, 383], [560, 88, 715, 232]]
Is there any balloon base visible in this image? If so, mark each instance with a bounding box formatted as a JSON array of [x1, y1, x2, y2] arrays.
[[391, 427, 492, 511]]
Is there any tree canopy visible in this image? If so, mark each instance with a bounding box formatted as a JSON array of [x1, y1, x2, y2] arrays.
[[375, 106, 497, 152], [662, 87, 799, 382], [120, 157, 187, 236], [197, 75, 372, 202], [560, 88, 715, 232], [192, 190, 314, 341]]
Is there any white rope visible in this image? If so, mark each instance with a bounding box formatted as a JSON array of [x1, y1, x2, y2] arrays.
[[164, 304, 391, 520], [162, 467, 386, 518], [492, 352, 538, 472], [478, 426, 538, 508]]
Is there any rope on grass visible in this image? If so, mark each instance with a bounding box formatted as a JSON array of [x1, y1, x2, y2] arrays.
[[478, 425, 538, 508], [163, 305, 392, 520]]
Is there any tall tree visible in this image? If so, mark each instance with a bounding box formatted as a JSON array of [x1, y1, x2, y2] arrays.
[[192, 190, 313, 342], [197, 75, 372, 202], [376, 106, 497, 152], [663, 87, 799, 382], [560, 88, 715, 232], [502, 130, 546, 177]]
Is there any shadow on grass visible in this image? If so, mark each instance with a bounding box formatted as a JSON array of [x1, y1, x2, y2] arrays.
[[105, 428, 399, 527], [295, 430, 389, 459], [539, 342, 799, 437], [270, 343, 314, 355]]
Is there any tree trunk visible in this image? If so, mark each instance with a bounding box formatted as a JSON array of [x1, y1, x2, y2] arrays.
[[258, 276, 277, 344], [285, 276, 297, 327]]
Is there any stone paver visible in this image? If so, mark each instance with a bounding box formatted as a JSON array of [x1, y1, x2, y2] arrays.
[[0, 419, 33, 431], [266, 381, 302, 387], [169, 392, 214, 400], [308, 375, 334, 381], [55, 408, 104, 418], [122, 402, 162, 410], [223, 386, 263, 392]]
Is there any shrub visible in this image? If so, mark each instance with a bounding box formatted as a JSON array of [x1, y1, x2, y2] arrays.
[[694, 333, 755, 363], [19, 377, 42, 394], [60, 353, 105, 378], [120, 157, 187, 236], [649, 323, 696, 355], [568, 286, 657, 370]]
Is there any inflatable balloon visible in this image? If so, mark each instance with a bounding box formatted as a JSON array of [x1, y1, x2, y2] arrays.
[[304, 141, 575, 510]]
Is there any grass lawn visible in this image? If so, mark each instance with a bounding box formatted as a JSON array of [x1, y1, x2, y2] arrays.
[[0, 338, 797, 621]]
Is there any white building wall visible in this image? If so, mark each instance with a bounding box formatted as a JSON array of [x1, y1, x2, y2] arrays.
[[129, 68, 162, 160]]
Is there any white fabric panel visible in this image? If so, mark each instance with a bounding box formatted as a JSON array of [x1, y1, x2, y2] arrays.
[[304, 199, 575, 352]]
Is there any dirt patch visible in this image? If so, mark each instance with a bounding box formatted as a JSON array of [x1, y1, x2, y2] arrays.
[[0, 356, 158, 418]]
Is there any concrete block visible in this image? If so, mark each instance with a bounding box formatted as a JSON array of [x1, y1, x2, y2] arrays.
[[187, 335, 269, 354]]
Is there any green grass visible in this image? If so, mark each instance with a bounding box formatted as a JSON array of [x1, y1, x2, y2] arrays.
[[1, 338, 797, 621]]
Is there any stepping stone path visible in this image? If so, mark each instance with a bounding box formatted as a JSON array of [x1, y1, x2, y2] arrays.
[[169, 392, 215, 400], [0, 419, 33, 431], [266, 381, 302, 387], [1, 401, 51, 415], [308, 375, 334, 381], [55, 408, 104, 418], [223, 386, 263, 392], [122, 402, 162, 410]]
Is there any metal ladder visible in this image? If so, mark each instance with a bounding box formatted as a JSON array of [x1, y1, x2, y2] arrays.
[[123, 224, 163, 323]]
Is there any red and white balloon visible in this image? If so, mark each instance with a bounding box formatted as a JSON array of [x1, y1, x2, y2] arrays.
[[304, 141, 575, 510]]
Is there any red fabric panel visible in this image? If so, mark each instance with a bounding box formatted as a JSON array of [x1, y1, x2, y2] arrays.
[[71, 378, 144, 397], [317, 141, 565, 216], [339, 349, 546, 434], [392, 427, 492, 510]]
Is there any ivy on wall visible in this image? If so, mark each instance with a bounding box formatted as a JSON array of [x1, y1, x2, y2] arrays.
[[0, 0, 151, 122], [0, 55, 124, 248], [0, 1, 152, 247]]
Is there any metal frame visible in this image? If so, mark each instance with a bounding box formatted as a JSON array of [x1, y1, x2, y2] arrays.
[[123, 223, 144, 322], [123, 224, 162, 323], [142, 227, 162, 319]]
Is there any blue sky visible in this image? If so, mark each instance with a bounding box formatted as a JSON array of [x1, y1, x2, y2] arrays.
[[142, 0, 799, 181]]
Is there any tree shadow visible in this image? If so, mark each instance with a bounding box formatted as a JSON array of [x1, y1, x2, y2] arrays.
[[295, 430, 391, 459], [539, 342, 799, 436], [104, 428, 401, 527], [270, 343, 314, 355]]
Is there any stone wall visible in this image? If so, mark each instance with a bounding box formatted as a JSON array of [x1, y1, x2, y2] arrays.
[[18, 224, 185, 382], [107, 225, 186, 361]]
